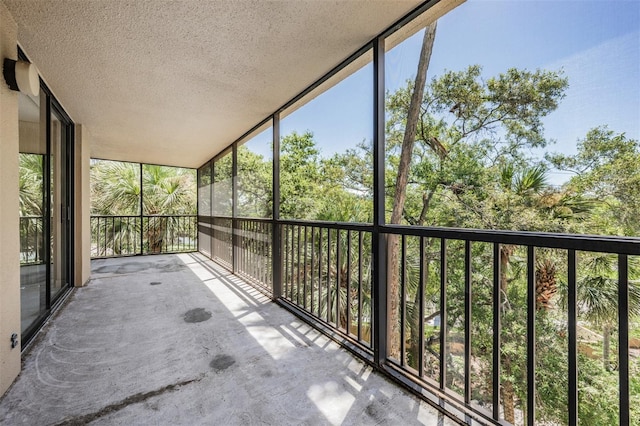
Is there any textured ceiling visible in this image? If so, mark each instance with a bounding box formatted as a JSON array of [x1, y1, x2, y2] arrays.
[[4, 0, 424, 168]]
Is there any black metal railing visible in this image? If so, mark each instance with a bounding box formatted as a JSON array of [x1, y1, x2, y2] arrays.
[[380, 225, 637, 425], [236, 218, 273, 295], [20, 216, 44, 265], [91, 215, 197, 258], [212, 216, 233, 268], [198, 214, 636, 424], [280, 220, 373, 351]]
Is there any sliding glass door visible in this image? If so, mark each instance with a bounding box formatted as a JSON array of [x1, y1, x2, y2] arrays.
[[18, 77, 73, 343]]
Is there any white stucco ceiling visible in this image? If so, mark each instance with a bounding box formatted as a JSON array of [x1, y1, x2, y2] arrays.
[[4, 0, 425, 168]]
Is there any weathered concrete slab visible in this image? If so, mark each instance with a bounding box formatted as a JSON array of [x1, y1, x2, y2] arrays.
[[0, 253, 457, 426]]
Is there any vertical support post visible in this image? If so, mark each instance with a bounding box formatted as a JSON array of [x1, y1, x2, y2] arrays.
[[567, 249, 577, 426], [209, 158, 218, 259], [232, 143, 238, 274], [272, 113, 282, 300], [139, 162, 143, 255], [67, 124, 75, 287], [527, 246, 536, 425], [439, 238, 447, 390], [464, 240, 472, 404], [400, 235, 406, 366], [44, 92, 52, 308], [196, 167, 200, 253], [418, 237, 425, 378], [618, 254, 629, 426], [493, 242, 501, 421], [372, 36, 387, 366]]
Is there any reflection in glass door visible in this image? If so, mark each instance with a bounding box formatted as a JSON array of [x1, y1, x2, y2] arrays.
[[50, 109, 70, 300], [18, 80, 73, 342], [18, 90, 46, 334]]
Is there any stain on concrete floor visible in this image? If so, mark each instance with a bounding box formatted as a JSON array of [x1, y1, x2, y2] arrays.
[[183, 308, 212, 323], [210, 354, 236, 372], [53, 377, 200, 426]]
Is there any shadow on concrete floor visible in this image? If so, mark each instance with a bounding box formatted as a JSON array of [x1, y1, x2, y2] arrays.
[[0, 253, 456, 426]]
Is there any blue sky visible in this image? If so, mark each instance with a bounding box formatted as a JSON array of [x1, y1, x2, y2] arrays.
[[245, 0, 639, 185]]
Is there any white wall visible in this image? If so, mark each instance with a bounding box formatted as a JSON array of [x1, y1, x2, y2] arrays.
[[75, 124, 91, 287], [0, 0, 21, 397]]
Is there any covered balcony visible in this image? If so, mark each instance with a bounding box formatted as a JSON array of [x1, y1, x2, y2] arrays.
[[0, 0, 638, 425], [0, 254, 454, 425]]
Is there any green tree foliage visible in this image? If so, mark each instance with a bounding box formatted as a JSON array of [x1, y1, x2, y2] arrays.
[[90, 160, 196, 254], [237, 145, 272, 217], [145, 45, 637, 422], [91, 160, 196, 215], [19, 154, 45, 264], [548, 127, 640, 236], [263, 61, 640, 424]]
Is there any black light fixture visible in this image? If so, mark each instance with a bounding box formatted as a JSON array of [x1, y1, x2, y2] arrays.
[[3, 58, 39, 96]]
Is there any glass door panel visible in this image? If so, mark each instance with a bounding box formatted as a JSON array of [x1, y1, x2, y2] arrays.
[[50, 109, 69, 301], [18, 90, 47, 333]]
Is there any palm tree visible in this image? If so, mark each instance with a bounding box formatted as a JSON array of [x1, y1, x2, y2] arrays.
[[90, 160, 196, 255], [19, 153, 45, 264], [559, 254, 640, 370]]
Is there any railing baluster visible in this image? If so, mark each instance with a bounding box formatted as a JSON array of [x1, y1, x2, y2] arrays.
[[245, 220, 249, 278], [304, 225, 308, 310], [327, 227, 332, 324], [284, 225, 289, 299], [347, 230, 352, 336], [618, 253, 629, 426], [527, 246, 536, 425], [568, 249, 577, 426], [293, 226, 298, 301], [103, 216, 107, 256], [318, 227, 323, 318], [311, 227, 316, 314], [336, 229, 342, 329], [297, 225, 302, 305], [110, 216, 114, 255], [251, 221, 255, 281], [400, 235, 407, 366], [493, 242, 501, 420], [464, 240, 472, 404], [440, 238, 447, 390], [419, 236, 425, 378], [358, 231, 363, 342]]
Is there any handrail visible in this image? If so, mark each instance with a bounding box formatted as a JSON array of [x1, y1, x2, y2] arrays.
[[91, 214, 197, 258], [201, 216, 635, 425], [382, 224, 640, 255]]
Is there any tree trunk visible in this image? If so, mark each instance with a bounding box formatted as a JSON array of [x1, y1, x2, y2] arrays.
[[603, 324, 611, 371], [388, 22, 438, 360], [500, 245, 516, 424], [409, 239, 431, 369], [503, 375, 516, 424]]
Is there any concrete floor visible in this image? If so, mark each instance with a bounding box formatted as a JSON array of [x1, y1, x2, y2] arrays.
[[0, 253, 457, 426]]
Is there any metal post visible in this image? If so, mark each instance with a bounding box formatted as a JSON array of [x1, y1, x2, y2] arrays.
[[568, 249, 578, 426], [464, 240, 472, 404], [493, 243, 501, 420], [527, 246, 536, 425], [618, 254, 629, 426], [139, 162, 143, 254], [44, 92, 52, 308], [232, 143, 238, 274], [440, 239, 447, 390], [372, 36, 387, 366], [272, 113, 282, 300], [210, 161, 214, 258]]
